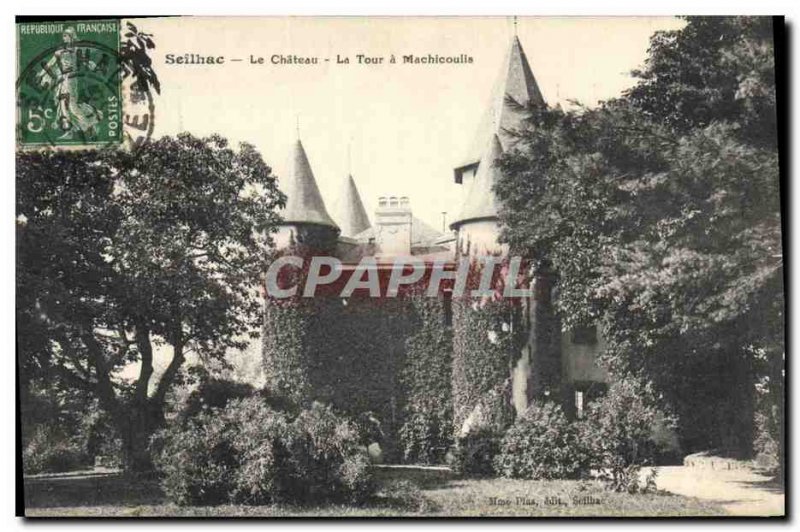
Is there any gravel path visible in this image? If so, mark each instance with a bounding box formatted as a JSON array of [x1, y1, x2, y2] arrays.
[[654, 465, 784, 516]]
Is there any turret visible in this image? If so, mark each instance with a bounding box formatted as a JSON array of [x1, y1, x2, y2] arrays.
[[453, 35, 545, 187], [332, 174, 371, 238], [450, 134, 506, 256], [275, 138, 339, 251], [450, 35, 545, 257]]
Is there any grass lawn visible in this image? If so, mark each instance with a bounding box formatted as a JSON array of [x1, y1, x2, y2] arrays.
[[24, 468, 727, 517]]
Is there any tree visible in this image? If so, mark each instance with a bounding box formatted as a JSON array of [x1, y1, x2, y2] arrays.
[[495, 17, 782, 459], [17, 133, 285, 470]]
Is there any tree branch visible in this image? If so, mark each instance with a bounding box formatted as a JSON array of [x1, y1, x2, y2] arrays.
[[152, 340, 185, 407], [134, 321, 154, 404], [80, 330, 122, 421]]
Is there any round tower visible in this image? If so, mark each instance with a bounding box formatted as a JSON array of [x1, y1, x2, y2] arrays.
[[449, 133, 507, 257], [449, 35, 560, 437], [263, 136, 339, 404]]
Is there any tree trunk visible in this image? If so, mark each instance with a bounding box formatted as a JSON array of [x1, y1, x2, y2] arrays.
[[83, 327, 175, 473], [119, 402, 165, 473]]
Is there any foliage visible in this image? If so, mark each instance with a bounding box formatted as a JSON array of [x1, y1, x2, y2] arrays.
[[494, 16, 782, 457], [23, 425, 90, 475], [263, 264, 456, 463], [399, 296, 453, 464], [753, 410, 781, 472], [494, 402, 589, 480], [16, 133, 285, 470], [152, 405, 238, 505], [627, 17, 776, 146], [152, 399, 374, 506], [177, 374, 258, 422], [451, 296, 518, 435], [578, 378, 674, 492], [286, 402, 375, 503], [450, 427, 502, 478], [20, 381, 121, 473], [263, 295, 413, 459], [120, 21, 161, 96], [262, 296, 322, 404], [449, 255, 524, 442]]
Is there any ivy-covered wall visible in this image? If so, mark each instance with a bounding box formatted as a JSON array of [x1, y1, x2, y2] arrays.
[[451, 297, 519, 436], [309, 297, 415, 460], [399, 297, 453, 464], [262, 285, 454, 463], [262, 243, 539, 463]]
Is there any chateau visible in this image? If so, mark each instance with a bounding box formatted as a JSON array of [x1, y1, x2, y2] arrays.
[[262, 36, 608, 460]]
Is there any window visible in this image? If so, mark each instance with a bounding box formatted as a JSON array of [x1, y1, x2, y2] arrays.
[[575, 390, 585, 419], [443, 290, 453, 326]]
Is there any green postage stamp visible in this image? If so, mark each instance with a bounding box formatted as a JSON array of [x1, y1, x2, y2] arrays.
[[16, 20, 123, 147]]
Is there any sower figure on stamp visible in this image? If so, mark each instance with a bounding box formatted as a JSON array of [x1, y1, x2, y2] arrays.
[[35, 27, 103, 140]]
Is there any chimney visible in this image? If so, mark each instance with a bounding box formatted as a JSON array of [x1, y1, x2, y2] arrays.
[[374, 195, 412, 257]]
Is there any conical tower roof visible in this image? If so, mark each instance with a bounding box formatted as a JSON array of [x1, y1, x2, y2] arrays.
[[280, 139, 338, 229], [454, 36, 544, 181], [332, 174, 371, 237], [451, 134, 504, 228]]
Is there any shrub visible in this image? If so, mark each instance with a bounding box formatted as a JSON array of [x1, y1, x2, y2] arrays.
[[23, 425, 89, 474], [227, 398, 294, 504], [177, 376, 258, 422], [152, 398, 374, 506], [494, 402, 589, 480], [579, 377, 674, 493], [20, 383, 100, 474], [753, 409, 780, 472], [152, 410, 238, 505], [286, 402, 374, 504], [450, 427, 502, 477], [399, 411, 451, 465]]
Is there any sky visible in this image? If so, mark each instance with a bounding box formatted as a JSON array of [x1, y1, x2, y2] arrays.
[[132, 16, 685, 233]]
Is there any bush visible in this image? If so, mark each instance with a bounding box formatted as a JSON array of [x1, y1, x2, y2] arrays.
[[177, 376, 258, 422], [753, 409, 780, 472], [20, 383, 103, 474], [23, 425, 89, 474], [283, 402, 374, 504], [152, 409, 238, 505], [579, 377, 674, 493], [450, 427, 502, 477], [227, 398, 294, 504], [152, 398, 374, 506], [494, 402, 589, 480]]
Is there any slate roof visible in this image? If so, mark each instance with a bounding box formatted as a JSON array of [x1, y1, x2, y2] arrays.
[[451, 134, 503, 228], [280, 139, 338, 229], [332, 174, 371, 237], [454, 36, 545, 181]]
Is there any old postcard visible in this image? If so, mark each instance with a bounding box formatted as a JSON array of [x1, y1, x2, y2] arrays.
[[16, 16, 785, 518]]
